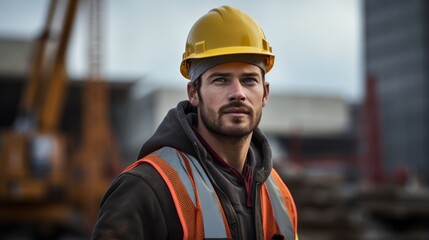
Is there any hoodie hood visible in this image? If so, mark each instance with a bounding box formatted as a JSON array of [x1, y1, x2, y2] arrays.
[[137, 100, 200, 159], [137, 100, 272, 183]]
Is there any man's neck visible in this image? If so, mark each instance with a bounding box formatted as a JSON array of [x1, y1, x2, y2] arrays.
[[197, 127, 252, 173]]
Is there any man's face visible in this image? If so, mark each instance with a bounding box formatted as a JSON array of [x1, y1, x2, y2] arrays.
[[188, 62, 270, 138]]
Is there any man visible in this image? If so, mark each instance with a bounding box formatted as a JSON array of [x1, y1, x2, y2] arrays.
[[92, 5, 298, 240]]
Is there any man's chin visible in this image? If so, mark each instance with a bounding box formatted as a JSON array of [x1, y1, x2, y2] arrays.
[[220, 125, 254, 137]]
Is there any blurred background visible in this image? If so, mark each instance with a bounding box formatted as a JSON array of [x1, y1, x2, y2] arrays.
[[0, 0, 428, 239]]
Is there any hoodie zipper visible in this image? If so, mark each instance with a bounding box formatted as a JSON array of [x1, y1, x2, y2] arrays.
[[254, 182, 263, 240]]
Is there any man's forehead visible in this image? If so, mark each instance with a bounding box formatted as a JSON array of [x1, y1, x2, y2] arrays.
[[202, 62, 263, 78]]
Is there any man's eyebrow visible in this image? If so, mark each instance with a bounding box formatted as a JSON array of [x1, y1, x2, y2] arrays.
[[241, 72, 261, 77], [207, 72, 261, 78], [207, 73, 232, 78]]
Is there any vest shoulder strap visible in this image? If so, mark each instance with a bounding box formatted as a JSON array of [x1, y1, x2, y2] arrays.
[[123, 149, 202, 239], [123, 147, 230, 239]]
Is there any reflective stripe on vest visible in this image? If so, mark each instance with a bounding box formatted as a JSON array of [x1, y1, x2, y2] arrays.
[[265, 174, 294, 240], [123, 147, 229, 239], [152, 147, 228, 239]]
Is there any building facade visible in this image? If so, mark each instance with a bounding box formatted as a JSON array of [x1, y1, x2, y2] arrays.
[[364, 0, 429, 181]]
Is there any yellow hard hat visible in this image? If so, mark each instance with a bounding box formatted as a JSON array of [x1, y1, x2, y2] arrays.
[[180, 5, 275, 79]]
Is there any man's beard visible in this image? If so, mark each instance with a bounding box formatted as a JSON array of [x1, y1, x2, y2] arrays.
[[199, 101, 262, 139]]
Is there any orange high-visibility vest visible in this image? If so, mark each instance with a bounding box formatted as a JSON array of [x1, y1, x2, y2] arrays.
[[123, 147, 298, 240]]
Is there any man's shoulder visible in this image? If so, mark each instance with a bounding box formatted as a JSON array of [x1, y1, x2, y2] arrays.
[[126, 147, 178, 172], [121, 159, 164, 184]]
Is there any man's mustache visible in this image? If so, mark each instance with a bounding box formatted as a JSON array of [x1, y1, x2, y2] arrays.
[[219, 102, 253, 115]]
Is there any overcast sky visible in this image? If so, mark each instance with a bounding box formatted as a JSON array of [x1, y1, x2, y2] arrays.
[[0, 0, 363, 102]]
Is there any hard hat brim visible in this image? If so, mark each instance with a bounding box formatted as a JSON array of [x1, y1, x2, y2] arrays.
[[180, 46, 274, 79]]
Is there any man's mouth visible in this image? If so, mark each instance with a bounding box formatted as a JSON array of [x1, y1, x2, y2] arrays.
[[223, 107, 249, 114], [222, 106, 252, 118]]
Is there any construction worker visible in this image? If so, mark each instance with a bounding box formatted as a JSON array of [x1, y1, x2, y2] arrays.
[[92, 5, 298, 240]]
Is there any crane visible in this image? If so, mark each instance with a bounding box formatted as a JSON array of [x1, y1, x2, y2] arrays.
[[0, 0, 121, 237]]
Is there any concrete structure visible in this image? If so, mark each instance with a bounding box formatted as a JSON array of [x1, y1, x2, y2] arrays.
[[262, 94, 349, 136]]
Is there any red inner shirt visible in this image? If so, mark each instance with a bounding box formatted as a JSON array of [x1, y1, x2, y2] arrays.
[[193, 129, 254, 207]]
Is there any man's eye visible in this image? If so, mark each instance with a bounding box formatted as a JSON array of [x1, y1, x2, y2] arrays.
[[213, 78, 227, 83], [243, 78, 258, 84]]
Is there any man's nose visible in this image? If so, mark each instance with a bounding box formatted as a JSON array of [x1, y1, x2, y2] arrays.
[[227, 80, 246, 101]]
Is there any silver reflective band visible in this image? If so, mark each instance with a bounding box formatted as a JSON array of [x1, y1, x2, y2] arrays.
[[265, 175, 294, 240], [153, 147, 228, 238]]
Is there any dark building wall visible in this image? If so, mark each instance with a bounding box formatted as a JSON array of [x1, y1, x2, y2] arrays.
[[0, 76, 24, 127], [364, 0, 429, 181]]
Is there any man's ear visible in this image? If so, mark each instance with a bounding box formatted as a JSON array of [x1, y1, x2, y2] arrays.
[[187, 83, 199, 107], [262, 81, 270, 107]]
